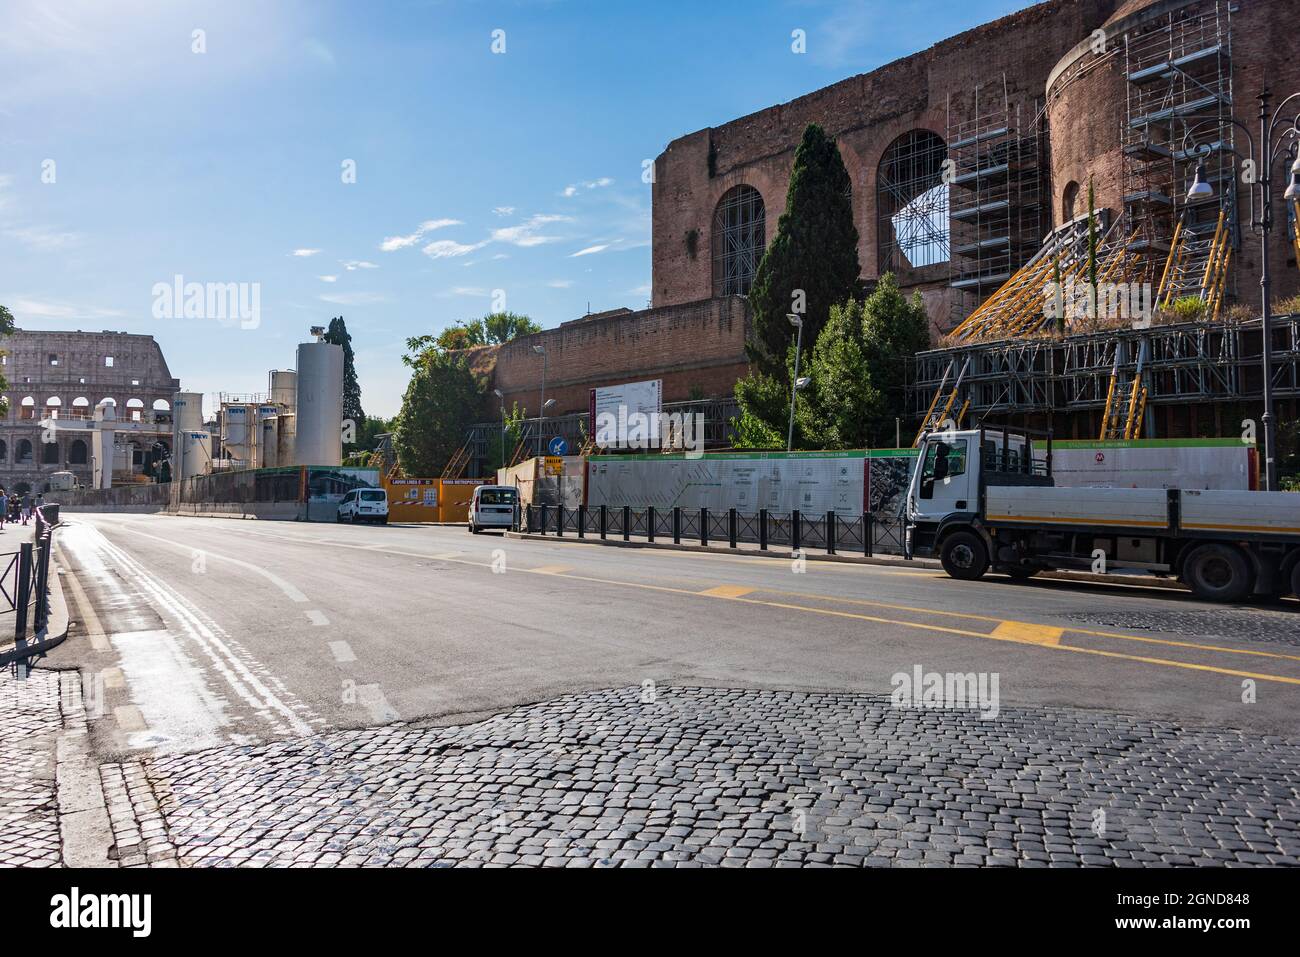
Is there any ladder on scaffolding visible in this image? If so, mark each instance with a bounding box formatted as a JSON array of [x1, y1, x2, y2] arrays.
[[442, 441, 472, 480], [1099, 349, 1148, 441], [913, 357, 971, 447]]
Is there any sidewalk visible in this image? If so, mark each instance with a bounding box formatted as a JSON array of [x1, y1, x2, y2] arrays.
[[505, 528, 1189, 592]]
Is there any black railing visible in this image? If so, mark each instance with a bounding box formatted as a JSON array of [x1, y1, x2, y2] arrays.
[[2, 504, 62, 666], [523, 504, 909, 558]]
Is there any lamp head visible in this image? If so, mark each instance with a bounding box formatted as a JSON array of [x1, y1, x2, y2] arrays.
[[1187, 163, 1214, 200], [543, 398, 556, 410], [786, 313, 803, 328], [532, 344, 545, 355], [795, 376, 811, 390]]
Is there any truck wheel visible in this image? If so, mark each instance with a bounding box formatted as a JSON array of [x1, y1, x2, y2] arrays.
[[941, 530, 989, 581], [1290, 560, 1300, 599], [1183, 544, 1252, 603]]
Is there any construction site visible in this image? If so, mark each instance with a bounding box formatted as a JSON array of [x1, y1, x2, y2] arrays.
[[913, 0, 1300, 445]]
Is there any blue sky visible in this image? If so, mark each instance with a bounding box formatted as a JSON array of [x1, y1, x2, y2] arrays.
[[0, 0, 1035, 418]]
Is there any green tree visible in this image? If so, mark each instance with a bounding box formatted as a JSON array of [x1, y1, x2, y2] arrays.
[[482, 401, 526, 477], [0, 304, 13, 415], [857, 274, 931, 445], [795, 298, 881, 450], [747, 123, 861, 382], [393, 341, 482, 476], [434, 311, 542, 351], [323, 316, 365, 444]]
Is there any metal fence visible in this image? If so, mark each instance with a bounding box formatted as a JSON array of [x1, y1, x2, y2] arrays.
[[1, 504, 62, 666], [523, 504, 909, 558]]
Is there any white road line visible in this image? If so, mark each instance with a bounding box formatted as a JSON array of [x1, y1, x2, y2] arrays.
[[328, 641, 356, 663], [304, 610, 330, 627], [75, 523, 318, 738]]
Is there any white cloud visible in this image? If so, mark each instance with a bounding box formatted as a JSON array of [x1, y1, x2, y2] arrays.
[[341, 260, 378, 270], [318, 291, 387, 305], [318, 275, 338, 283], [546, 279, 575, 289], [4, 225, 82, 250], [292, 248, 321, 257], [571, 243, 610, 257], [563, 177, 614, 197], [438, 286, 490, 298], [423, 239, 488, 259], [8, 297, 124, 321], [380, 218, 462, 252], [491, 213, 571, 248], [492, 206, 515, 217]]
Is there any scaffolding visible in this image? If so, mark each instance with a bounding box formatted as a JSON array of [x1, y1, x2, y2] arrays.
[[1122, 0, 1236, 302], [946, 77, 1047, 326]]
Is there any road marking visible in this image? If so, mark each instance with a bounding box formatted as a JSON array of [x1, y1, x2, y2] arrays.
[[529, 565, 574, 575], [991, 621, 1065, 646], [356, 684, 399, 722], [328, 641, 356, 663], [699, 584, 756, 599], [304, 610, 330, 627]]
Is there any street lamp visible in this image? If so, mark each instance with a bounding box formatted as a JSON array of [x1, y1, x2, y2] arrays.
[[786, 314, 805, 453], [1181, 89, 1300, 490], [532, 344, 548, 458], [493, 388, 506, 468]]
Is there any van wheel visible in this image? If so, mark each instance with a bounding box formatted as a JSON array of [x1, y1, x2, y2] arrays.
[[1183, 544, 1252, 603], [940, 530, 989, 580]]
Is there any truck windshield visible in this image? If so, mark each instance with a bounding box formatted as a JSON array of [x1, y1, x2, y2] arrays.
[[919, 438, 967, 498]]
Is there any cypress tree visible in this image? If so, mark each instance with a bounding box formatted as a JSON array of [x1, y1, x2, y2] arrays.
[[746, 123, 861, 382]]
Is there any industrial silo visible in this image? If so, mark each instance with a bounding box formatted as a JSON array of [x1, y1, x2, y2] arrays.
[[173, 391, 204, 433], [258, 406, 280, 469], [222, 404, 252, 470], [294, 341, 343, 466], [180, 431, 212, 480], [277, 412, 297, 467], [269, 370, 297, 411]]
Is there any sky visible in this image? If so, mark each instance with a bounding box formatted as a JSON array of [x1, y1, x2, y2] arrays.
[[0, 0, 1037, 419]]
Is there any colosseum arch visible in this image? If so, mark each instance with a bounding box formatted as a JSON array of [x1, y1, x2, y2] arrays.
[[19, 396, 35, 421], [876, 130, 950, 276], [711, 184, 766, 298], [0, 439, 7, 462], [68, 439, 88, 465], [16, 439, 33, 464]]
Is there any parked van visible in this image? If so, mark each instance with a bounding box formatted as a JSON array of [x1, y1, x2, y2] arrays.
[[468, 485, 518, 534], [338, 488, 389, 525]]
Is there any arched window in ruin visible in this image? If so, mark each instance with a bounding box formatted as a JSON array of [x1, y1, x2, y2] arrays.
[[153, 398, 171, 411], [16, 439, 33, 464], [68, 439, 88, 465], [0, 440, 7, 462], [45, 396, 62, 419], [126, 398, 144, 422], [72, 396, 90, 418], [711, 185, 766, 297], [43, 439, 59, 464], [877, 130, 949, 275], [1062, 181, 1081, 223], [19, 396, 35, 421]]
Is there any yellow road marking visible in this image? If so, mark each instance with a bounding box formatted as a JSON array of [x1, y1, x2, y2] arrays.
[[991, 621, 1065, 646], [699, 584, 756, 599], [529, 565, 574, 575]]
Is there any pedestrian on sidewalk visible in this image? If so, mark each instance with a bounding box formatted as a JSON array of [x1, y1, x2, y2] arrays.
[[21, 491, 33, 525], [0, 488, 8, 531]]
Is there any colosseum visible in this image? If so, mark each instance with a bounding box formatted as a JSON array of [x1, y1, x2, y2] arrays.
[[0, 330, 180, 493], [480, 0, 1299, 463]]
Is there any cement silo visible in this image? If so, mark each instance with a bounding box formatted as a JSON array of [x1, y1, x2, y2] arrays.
[[294, 341, 343, 466], [180, 430, 212, 480], [258, 406, 280, 469], [173, 392, 204, 433], [221, 404, 253, 470], [277, 412, 297, 467], [269, 370, 297, 411]]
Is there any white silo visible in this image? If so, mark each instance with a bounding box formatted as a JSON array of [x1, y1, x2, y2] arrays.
[[173, 392, 204, 433], [294, 341, 343, 466], [258, 406, 280, 469], [222, 404, 252, 470], [277, 412, 297, 467], [269, 370, 297, 411], [180, 431, 212, 480]]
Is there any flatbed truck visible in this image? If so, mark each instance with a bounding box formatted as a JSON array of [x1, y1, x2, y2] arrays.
[[905, 427, 1300, 602]]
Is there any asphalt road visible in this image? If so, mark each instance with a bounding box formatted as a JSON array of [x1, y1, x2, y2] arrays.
[[48, 511, 1300, 760]]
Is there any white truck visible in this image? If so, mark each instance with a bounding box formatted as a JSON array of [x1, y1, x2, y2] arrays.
[[905, 427, 1300, 602]]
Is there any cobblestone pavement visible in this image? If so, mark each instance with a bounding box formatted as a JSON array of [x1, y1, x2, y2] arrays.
[[105, 686, 1300, 868], [0, 668, 74, 868], [1061, 605, 1300, 648]]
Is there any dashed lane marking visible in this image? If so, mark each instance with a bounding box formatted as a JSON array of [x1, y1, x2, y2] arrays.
[[699, 584, 756, 599], [991, 621, 1065, 647], [328, 641, 356, 663], [529, 565, 574, 575]]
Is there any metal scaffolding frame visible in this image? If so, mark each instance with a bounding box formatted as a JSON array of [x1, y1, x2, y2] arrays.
[[1122, 0, 1236, 300], [877, 129, 951, 277], [711, 185, 766, 297], [946, 76, 1047, 326]]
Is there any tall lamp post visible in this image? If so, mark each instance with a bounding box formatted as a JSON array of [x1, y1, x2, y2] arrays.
[[493, 388, 506, 468], [532, 343, 548, 457], [786, 313, 805, 453], [1184, 89, 1300, 491]]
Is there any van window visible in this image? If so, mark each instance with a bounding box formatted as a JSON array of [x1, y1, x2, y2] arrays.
[[360, 490, 385, 502], [479, 489, 517, 506], [342, 491, 354, 504]]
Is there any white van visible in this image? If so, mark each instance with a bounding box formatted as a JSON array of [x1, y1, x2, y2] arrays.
[[468, 485, 518, 534], [337, 488, 389, 525]]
